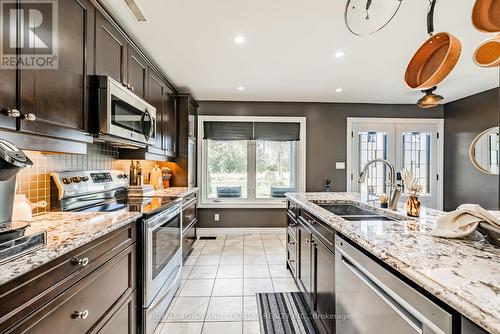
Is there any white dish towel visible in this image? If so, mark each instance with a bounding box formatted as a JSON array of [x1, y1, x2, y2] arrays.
[[428, 204, 500, 238]]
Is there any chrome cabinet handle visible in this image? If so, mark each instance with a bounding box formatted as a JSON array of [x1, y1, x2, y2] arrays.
[[289, 241, 295, 245], [71, 257, 89, 267], [2, 108, 21, 118], [23, 113, 36, 121], [72, 310, 89, 320], [131, 85, 135, 91], [127, 83, 132, 89], [307, 219, 316, 225]]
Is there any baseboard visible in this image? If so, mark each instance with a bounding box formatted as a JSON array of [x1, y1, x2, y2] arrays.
[[196, 227, 286, 236]]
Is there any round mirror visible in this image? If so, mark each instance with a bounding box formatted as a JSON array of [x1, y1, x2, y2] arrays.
[[469, 126, 499, 175]]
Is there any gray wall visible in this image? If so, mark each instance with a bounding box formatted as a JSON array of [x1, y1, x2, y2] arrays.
[[196, 101, 443, 228], [443, 88, 499, 211]]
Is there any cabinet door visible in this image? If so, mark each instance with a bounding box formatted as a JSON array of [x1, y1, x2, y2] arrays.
[[313, 237, 336, 334], [297, 221, 312, 304], [19, 0, 93, 142], [97, 293, 136, 334], [0, 26, 17, 131], [127, 45, 147, 98], [95, 11, 127, 84], [147, 70, 164, 149], [164, 87, 177, 157]]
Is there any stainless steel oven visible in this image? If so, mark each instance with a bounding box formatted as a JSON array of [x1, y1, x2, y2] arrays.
[[143, 201, 182, 334], [93, 75, 156, 145]]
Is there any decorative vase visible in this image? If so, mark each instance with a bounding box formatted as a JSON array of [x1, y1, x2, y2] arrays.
[[406, 195, 421, 217]]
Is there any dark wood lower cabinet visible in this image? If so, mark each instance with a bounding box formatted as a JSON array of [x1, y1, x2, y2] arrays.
[[291, 205, 336, 334], [312, 236, 335, 334], [0, 222, 137, 334]]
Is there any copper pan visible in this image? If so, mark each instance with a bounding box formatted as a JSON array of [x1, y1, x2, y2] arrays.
[[472, 0, 500, 33], [474, 34, 500, 67], [404, 0, 462, 90]]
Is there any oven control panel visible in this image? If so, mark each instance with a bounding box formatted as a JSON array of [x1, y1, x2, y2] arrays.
[[51, 170, 129, 199]]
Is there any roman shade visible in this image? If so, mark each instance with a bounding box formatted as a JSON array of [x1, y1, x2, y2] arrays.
[[203, 121, 300, 141]]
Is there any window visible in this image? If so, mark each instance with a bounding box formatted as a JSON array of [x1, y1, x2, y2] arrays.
[[199, 116, 306, 208]]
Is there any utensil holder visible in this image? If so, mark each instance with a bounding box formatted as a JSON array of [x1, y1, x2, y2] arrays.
[[406, 196, 421, 217]]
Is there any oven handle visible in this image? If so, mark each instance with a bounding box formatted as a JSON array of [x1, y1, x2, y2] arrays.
[[145, 205, 181, 230], [182, 197, 197, 210], [141, 109, 154, 141]]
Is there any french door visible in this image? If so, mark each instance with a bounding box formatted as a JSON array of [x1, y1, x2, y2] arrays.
[[347, 118, 443, 209]]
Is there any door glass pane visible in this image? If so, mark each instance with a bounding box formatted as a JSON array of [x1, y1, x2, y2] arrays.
[[207, 140, 248, 199], [402, 132, 431, 194], [256, 141, 296, 198], [359, 132, 387, 195], [111, 95, 144, 133]]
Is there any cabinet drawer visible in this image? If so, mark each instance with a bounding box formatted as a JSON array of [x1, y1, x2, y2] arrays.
[[0, 223, 136, 332], [286, 230, 297, 275], [10, 245, 136, 334], [96, 293, 136, 334], [299, 210, 335, 251]]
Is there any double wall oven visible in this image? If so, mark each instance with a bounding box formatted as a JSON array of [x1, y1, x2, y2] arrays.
[[93, 76, 156, 145], [51, 170, 182, 334]]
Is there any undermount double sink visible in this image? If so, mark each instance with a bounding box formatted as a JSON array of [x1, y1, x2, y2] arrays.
[[318, 203, 398, 221]]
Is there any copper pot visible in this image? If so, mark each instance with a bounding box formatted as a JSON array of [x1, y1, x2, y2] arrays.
[[404, 0, 462, 90], [472, 0, 500, 33], [405, 32, 462, 90], [474, 34, 500, 67]]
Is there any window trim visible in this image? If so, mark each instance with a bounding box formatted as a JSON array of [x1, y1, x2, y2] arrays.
[[197, 116, 307, 208]]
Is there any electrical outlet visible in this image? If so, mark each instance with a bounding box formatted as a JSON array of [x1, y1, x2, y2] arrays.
[[214, 213, 220, 222]]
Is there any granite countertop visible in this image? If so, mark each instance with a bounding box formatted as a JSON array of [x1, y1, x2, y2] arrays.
[[0, 210, 142, 286], [286, 192, 500, 334], [153, 187, 198, 198]]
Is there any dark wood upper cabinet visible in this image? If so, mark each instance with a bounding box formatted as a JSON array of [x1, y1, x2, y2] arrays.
[[95, 11, 126, 84], [17, 0, 93, 143], [147, 69, 165, 150], [0, 67, 17, 131], [127, 46, 147, 98], [164, 88, 177, 157]]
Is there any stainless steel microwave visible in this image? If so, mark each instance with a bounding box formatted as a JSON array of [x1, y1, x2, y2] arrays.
[[93, 76, 156, 145]]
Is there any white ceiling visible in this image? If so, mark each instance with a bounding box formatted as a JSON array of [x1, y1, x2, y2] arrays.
[[101, 0, 499, 104]]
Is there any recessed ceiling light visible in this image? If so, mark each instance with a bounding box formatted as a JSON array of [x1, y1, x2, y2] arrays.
[[336, 88, 343, 93], [237, 86, 245, 91], [233, 35, 246, 44], [334, 50, 345, 58]]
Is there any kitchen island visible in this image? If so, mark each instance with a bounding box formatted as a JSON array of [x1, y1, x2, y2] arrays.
[[286, 192, 500, 334]]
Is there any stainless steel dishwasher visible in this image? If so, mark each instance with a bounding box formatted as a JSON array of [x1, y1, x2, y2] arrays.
[[335, 235, 453, 334]]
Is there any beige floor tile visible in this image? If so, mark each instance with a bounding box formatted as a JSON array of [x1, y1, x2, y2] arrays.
[[220, 254, 244, 265], [244, 265, 270, 278], [244, 246, 265, 254], [201, 246, 224, 255], [185, 256, 199, 266], [189, 266, 218, 279], [164, 297, 210, 322], [243, 253, 267, 265], [179, 279, 215, 297], [205, 296, 243, 322], [182, 265, 194, 280], [243, 296, 259, 322], [272, 278, 299, 292], [202, 322, 242, 334], [244, 278, 274, 295], [268, 264, 293, 278], [222, 247, 244, 255], [244, 234, 262, 240], [243, 321, 261, 334], [264, 247, 285, 254], [261, 234, 279, 240], [212, 278, 244, 296], [266, 254, 285, 265], [196, 255, 221, 266], [160, 322, 204, 334], [217, 265, 244, 279]]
